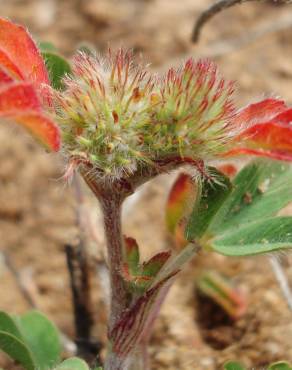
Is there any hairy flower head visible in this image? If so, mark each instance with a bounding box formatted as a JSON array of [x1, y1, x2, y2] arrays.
[[54, 50, 236, 178], [2, 17, 292, 182]]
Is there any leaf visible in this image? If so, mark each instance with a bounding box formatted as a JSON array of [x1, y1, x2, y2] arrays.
[[0, 65, 14, 83], [0, 18, 50, 86], [197, 271, 247, 319], [142, 251, 171, 277], [225, 99, 292, 161], [39, 41, 57, 53], [110, 271, 178, 356], [0, 47, 24, 79], [0, 82, 41, 112], [184, 159, 292, 257], [42, 51, 71, 90], [223, 361, 247, 370], [166, 173, 196, 233], [212, 217, 292, 256], [15, 310, 61, 370], [0, 82, 60, 151], [209, 159, 292, 234], [0, 311, 23, 340], [124, 236, 140, 275], [12, 112, 60, 152], [0, 331, 35, 370], [54, 357, 90, 370], [185, 167, 232, 241], [268, 361, 292, 370], [234, 99, 287, 125]]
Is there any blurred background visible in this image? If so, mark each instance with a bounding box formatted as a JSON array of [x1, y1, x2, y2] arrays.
[[1, 0, 292, 369]]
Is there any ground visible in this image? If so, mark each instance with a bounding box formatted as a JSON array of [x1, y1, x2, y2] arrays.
[[1, 0, 292, 369]]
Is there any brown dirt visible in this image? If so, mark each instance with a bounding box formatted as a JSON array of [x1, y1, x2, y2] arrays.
[[1, 0, 292, 369]]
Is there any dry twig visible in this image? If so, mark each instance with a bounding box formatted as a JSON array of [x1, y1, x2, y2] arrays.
[[64, 174, 103, 362], [192, 0, 292, 43], [2, 251, 37, 308], [270, 256, 292, 311], [65, 244, 100, 361]]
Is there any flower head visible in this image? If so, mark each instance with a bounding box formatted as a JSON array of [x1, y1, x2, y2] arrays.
[[54, 50, 237, 178], [2, 18, 292, 181]]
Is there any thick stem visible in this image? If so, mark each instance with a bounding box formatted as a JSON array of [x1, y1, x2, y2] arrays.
[[104, 352, 133, 370], [99, 194, 128, 331], [80, 163, 192, 369]]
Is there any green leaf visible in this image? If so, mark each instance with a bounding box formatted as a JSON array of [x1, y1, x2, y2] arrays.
[[268, 361, 292, 370], [42, 51, 71, 90], [209, 159, 292, 234], [184, 160, 292, 257], [212, 217, 292, 256], [0, 331, 35, 370], [185, 167, 232, 241], [15, 310, 61, 370], [0, 311, 23, 341], [54, 357, 90, 370], [39, 41, 57, 52], [223, 361, 247, 370]]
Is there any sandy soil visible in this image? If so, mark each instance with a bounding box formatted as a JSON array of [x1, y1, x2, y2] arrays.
[[1, 0, 292, 369]]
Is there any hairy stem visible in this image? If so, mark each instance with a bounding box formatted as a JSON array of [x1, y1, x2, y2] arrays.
[[99, 194, 128, 331], [80, 164, 190, 369]]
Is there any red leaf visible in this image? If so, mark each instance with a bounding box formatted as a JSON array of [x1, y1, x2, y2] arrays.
[[0, 66, 14, 83], [243, 121, 292, 151], [226, 120, 292, 161], [224, 148, 292, 162], [0, 82, 60, 151], [0, 82, 41, 112], [0, 18, 49, 86], [273, 108, 292, 124], [235, 98, 287, 125], [0, 48, 24, 80], [224, 102, 292, 162], [11, 113, 60, 151]]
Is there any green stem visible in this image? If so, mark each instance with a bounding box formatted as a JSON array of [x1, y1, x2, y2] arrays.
[[154, 242, 201, 283]]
